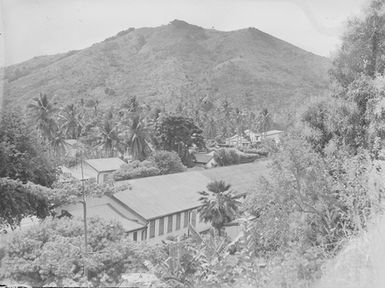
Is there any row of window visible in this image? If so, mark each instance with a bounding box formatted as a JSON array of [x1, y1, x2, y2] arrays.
[[148, 209, 202, 238]]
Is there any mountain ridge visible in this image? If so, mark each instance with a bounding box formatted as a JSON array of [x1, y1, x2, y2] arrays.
[[3, 19, 331, 120]]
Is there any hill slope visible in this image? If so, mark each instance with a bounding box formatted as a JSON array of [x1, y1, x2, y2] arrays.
[[3, 20, 331, 116]]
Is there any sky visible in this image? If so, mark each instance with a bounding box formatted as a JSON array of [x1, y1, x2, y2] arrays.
[[0, 0, 369, 66]]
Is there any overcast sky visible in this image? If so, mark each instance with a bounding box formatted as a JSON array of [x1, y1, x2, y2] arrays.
[[0, 0, 368, 66]]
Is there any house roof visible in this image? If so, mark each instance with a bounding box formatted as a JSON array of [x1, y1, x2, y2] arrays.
[[194, 153, 214, 164], [225, 134, 250, 143], [62, 196, 146, 232], [85, 157, 126, 172], [60, 165, 96, 181], [113, 160, 271, 220]]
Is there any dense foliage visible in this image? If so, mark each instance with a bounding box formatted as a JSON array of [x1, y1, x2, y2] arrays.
[[198, 181, 240, 235], [0, 178, 50, 229], [154, 115, 205, 165], [0, 112, 57, 187], [149, 150, 186, 175], [0, 217, 160, 286], [112, 160, 160, 181]]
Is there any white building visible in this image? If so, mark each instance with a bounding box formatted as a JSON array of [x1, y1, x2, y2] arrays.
[[224, 134, 250, 147], [62, 157, 126, 184], [62, 161, 271, 243]]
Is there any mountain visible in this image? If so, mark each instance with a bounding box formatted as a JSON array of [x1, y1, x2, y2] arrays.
[[3, 20, 331, 119]]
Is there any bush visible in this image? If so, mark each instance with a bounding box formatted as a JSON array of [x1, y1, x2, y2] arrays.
[[112, 160, 160, 181], [0, 217, 150, 287], [213, 149, 240, 166], [150, 151, 186, 175]]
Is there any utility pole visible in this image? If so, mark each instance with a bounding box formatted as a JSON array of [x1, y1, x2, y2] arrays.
[[80, 150, 88, 281]]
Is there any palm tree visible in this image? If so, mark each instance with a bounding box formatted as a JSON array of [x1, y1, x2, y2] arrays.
[[127, 115, 151, 161], [257, 108, 272, 139], [27, 93, 58, 140], [60, 104, 83, 139], [198, 180, 240, 236], [50, 128, 66, 155], [98, 117, 120, 157]]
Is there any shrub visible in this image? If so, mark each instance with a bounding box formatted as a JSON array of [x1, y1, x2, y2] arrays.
[[112, 160, 160, 181], [150, 151, 186, 175], [0, 217, 149, 287], [213, 149, 240, 166]]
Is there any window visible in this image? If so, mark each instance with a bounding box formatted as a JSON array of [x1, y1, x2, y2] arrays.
[[183, 211, 189, 228], [159, 217, 164, 235], [133, 231, 137, 242], [191, 210, 197, 227], [103, 173, 109, 182], [149, 220, 155, 238], [167, 215, 173, 233], [141, 229, 147, 241], [176, 213, 181, 230]]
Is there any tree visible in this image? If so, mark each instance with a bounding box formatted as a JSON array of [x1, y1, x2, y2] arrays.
[[27, 93, 58, 140], [331, 0, 385, 87], [0, 111, 57, 187], [198, 181, 240, 236], [257, 108, 272, 138], [154, 115, 205, 165], [112, 160, 160, 181], [97, 113, 120, 157], [127, 115, 151, 161], [150, 150, 186, 175], [0, 217, 151, 287], [0, 178, 50, 229], [213, 148, 240, 166], [60, 103, 83, 139], [245, 137, 377, 253]]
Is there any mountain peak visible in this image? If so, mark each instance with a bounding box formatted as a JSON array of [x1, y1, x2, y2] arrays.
[[169, 19, 204, 31]]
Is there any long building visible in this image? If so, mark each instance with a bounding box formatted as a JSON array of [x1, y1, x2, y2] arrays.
[[63, 160, 271, 243]]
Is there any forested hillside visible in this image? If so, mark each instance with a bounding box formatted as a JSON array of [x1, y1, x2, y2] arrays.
[[3, 20, 330, 121]]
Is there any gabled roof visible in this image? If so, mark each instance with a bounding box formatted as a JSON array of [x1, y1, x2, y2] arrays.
[[113, 160, 271, 220], [62, 196, 146, 232], [85, 157, 126, 172], [194, 153, 214, 164]]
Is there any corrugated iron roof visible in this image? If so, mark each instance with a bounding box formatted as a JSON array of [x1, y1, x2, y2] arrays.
[[113, 160, 271, 220], [85, 157, 126, 172], [63, 196, 145, 232]]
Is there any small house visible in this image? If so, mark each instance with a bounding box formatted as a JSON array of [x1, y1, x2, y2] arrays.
[[62, 157, 126, 184], [193, 152, 216, 168], [225, 134, 250, 147]]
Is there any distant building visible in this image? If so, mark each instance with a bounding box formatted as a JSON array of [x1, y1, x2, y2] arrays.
[[62, 157, 126, 184], [258, 130, 284, 143], [63, 161, 271, 243], [224, 134, 250, 147], [244, 129, 284, 144], [193, 151, 216, 168]]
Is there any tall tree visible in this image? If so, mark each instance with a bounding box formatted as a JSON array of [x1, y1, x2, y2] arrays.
[[127, 115, 151, 161], [331, 0, 385, 87], [257, 108, 272, 138], [154, 115, 205, 164], [198, 180, 240, 236], [27, 93, 58, 140], [60, 104, 83, 139], [97, 112, 120, 157], [0, 111, 57, 187]]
